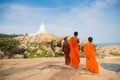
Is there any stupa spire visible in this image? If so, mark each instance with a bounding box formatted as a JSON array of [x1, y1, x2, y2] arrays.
[[36, 21, 47, 34], [29, 21, 47, 36]]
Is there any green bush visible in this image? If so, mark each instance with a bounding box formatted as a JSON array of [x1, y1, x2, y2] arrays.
[[0, 38, 19, 51], [0, 33, 21, 38], [95, 52, 106, 58], [109, 51, 120, 56], [28, 50, 47, 58], [80, 50, 86, 58], [29, 42, 44, 50], [27, 42, 47, 58], [51, 39, 56, 52]]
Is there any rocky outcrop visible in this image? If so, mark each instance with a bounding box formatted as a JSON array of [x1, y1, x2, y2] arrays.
[[12, 33, 66, 58], [15, 32, 58, 44], [0, 33, 67, 59]]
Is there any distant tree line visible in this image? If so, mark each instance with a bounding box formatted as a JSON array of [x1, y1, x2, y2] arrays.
[[0, 33, 23, 38]]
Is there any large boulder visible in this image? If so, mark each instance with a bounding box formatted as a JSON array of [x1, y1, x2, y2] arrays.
[[15, 32, 58, 44], [13, 54, 24, 59], [0, 51, 4, 59], [80, 38, 88, 47], [47, 47, 55, 57], [55, 47, 64, 55]]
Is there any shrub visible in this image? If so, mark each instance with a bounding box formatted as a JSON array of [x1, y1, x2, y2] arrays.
[[28, 50, 47, 58], [0, 38, 20, 59], [10, 48, 26, 54], [27, 42, 47, 58], [0, 33, 21, 38], [80, 50, 86, 58], [0, 38, 19, 52], [51, 39, 56, 52], [109, 51, 120, 56], [96, 52, 106, 58]]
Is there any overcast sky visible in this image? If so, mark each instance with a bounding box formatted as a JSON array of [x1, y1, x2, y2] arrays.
[[0, 0, 120, 43]]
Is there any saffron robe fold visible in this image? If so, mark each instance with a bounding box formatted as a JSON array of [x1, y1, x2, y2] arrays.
[[83, 43, 98, 73], [69, 36, 80, 68]]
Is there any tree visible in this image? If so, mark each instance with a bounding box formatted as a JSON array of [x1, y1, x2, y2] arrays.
[[0, 38, 19, 52]]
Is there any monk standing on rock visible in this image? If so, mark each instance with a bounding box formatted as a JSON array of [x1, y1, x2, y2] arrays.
[[83, 37, 99, 73], [69, 31, 80, 68]]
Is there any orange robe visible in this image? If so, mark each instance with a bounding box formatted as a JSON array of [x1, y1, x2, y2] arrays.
[[83, 43, 98, 73], [69, 36, 80, 68]]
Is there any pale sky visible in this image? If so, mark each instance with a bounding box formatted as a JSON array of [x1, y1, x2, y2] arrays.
[[0, 0, 120, 43]]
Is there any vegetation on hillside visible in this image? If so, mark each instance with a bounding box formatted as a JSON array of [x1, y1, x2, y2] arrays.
[[0, 33, 120, 59], [109, 51, 120, 56], [26, 42, 47, 58], [0, 33, 21, 59], [0, 33, 23, 38], [0, 38, 19, 52]]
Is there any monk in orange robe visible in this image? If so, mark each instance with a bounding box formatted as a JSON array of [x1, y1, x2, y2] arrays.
[[69, 31, 80, 68], [83, 37, 98, 73]]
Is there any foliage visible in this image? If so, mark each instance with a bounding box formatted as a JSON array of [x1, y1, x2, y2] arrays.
[[109, 51, 120, 56], [0, 33, 22, 38], [28, 52, 45, 58], [0, 38, 21, 59], [51, 39, 56, 44], [95, 52, 106, 58], [38, 43, 45, 50], [27, 42, 47, 58], [29, 42, 44, 50], [51, 39, 56, 52], [96, 48, 102, 50], [27, 50, 47, 58], [80, 50, 86, 58], [0, 38, 19, 51]]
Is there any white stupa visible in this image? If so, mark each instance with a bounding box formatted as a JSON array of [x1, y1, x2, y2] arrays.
[[29, 21, 47, 36], [36, 21, 47, 34]]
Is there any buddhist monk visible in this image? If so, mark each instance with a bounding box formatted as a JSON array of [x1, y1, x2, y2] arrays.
[[69, 31, 80, 68], [62, 37, 70, 65], [83, 37, 98, 73]]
